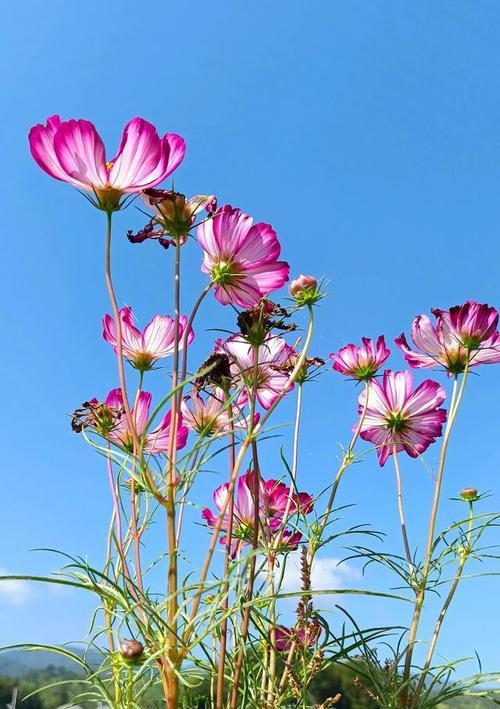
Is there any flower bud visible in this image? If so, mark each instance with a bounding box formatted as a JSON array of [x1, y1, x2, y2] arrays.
[[460, 487, 479, 502], [289, 275, 320, 305], [119, 639, 144, 662]]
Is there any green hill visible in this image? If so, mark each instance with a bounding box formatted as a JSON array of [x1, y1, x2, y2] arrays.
[[0, 650, 496, 707]]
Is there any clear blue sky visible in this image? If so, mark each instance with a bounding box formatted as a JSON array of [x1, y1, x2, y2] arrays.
[[1, 0, 500, 677]]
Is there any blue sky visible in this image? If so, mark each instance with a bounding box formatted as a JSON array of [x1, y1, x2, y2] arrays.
[[1, 0, 500, 678]]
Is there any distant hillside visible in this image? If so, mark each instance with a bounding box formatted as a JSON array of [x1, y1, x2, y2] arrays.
[[0, 648, 99, 678], [0, 650, 497, 707]]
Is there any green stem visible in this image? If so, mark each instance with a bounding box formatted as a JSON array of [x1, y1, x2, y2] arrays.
[[392, 448, 416, 585], [401, 362, 469, 707], [271, 383, 303, 551], [127, 665, 133, 708], [411, 501, 474, 704], [229, 346, 261, 708], [180, 305, 315, 663], [216, 396, 236, 709], [278, 381, 370, 699], [104, 211, 138, 451], [165, 236, 181, 709]]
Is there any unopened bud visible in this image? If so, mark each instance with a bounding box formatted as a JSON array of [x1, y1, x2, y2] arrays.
[[119, 639, 144, 662], [289, 275, 320, 305], [460, 487, 479, 502]]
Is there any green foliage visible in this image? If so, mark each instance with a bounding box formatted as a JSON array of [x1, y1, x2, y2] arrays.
[[0, 675, 44, 708], [308, 662, 377, 707], [0, 660, 497, 708]]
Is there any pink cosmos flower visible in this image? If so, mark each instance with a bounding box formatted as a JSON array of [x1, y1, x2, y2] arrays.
[[358, 370, 447, 466], [202, 472, 312, 557], [395, 301, 500, 375], [256, 475, 314, 520], [329, 336, 390, 381], [29, 116, 185, 210], [105, 388, 188, 454], [274, 622, 321, 652], [180, 388, 257, 437], [217, 334, 295, 409], [102, 306, 193, 371], [197, 205, 290, 307]]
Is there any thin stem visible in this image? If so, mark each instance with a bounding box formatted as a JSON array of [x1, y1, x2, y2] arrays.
[[265, 383, 304, 705], [104, 211, 138, 451], [271, 383, 304, 552], [177, 283, 212, 405], [175, 446, 202, 545], [411, 501, 474, 704], [106, 452, 127, 577], [229, 347, 261, 709], [103, 508, 119, 701], [127, 666, 133, 708], [266, 564, 277, 709], [392, 447, 415, 584], [278, 381, 370, 698], [401, 363, 469, 707], [216, 397, 236, 709], [131, 373, 146, 601], [180, 305, 315, 663], [130, 479, 145, 596], [321, 381, 370, 532], [165, 236, 181, 709]]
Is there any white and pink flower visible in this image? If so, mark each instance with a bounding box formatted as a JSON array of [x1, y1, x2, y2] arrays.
[[274, 622, 321, 652], [217, 334, 295, 409], [395, 301, 500, 375], [180, 388, 257, 437], [29, 116, 185, 210], [202, 472, 312, 557], [103, 306, 193, 371], [105, 388, 188, 455], [358, 370, 447, 466], [330, 336, 390, 381], [197, 205, 289, 307]]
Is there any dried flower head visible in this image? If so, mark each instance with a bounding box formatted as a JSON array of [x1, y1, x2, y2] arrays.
[[195, 352, 232, 391], [71, 399, 123, 436]]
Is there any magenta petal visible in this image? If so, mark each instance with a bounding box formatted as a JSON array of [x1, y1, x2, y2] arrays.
[[109, 120, 185, 192], [358, 370, 447, 467], [163, 133, 186, 177], [28, 115, 70, 182], [105, 388, 123, 409], [197, 205, 288, 307], [133, 391, 152, 436], [109, 117, 162, 191], [53, 119, 108, 190]]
